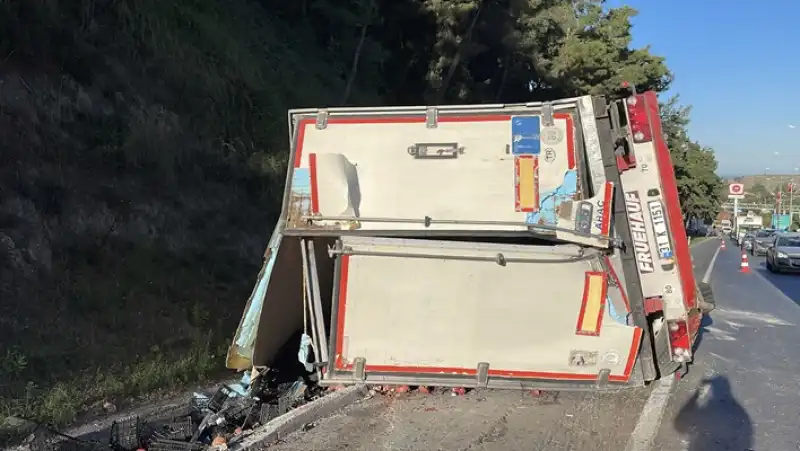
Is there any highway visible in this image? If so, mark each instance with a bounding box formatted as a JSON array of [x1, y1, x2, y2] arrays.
[[650, 239, 800, 451], [264, 238, 800, 451]]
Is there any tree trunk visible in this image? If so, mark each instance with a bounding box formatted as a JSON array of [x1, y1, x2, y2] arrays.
[[436, 1, 484, 104], [340, 23, 369, 106]]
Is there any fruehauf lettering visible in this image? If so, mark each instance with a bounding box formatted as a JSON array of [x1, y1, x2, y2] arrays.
[[625, 191, 654, 273]]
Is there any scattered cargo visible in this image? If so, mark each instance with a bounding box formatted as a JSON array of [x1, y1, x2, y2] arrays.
[[13, 335, 326, 451]]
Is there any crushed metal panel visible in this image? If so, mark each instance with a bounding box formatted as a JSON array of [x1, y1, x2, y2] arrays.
[[604, 255, 632, 326], [249, 238, 306, 369], [327, 236, 642, 383], [306, 240, 330, 364], [523, 114, 579, 228], [577, 96, 607, 194], [226, 226, 285, 370], [556, 181, 614, 247]]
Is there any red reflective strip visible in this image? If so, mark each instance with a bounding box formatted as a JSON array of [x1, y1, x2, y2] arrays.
[[294, 118, 313, 168], [622, 328, 644, 379], [514, 157, 521, 211], [334, 255, 350, 370], [575, 272, 607, 337], [534, 158, 540, 210], [309, 153, 319, 214], [600, 182, 614, 235], [555, 113, 576, 169]]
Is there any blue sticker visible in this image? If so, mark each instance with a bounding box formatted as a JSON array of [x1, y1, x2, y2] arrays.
[[606, 296, 628, 325], [292, 168, 311, 195], [526, 169, 578, 225], [511, 116, 541, 155]]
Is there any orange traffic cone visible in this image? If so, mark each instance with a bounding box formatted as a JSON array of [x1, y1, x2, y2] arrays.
[[720, 239, 726, 250], [740, 252, 750, 273]]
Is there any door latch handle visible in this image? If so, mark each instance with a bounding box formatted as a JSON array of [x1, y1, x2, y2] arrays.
[[407, 142, 464, 159]]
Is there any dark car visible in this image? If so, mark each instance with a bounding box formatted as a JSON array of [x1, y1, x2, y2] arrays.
[[751, 229, 777, 256], [766, 233, 800, 273]]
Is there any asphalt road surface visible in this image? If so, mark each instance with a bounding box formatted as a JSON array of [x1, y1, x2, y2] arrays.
[[265, 239, 755, 451], [651, 239, 800, 451]]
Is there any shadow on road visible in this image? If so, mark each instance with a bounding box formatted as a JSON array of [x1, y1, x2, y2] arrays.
[[753, 260, 800, 305], [674, 376, 753, 451]]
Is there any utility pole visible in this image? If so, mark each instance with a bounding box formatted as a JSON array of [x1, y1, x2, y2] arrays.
[[791, 168, 799, 229], [790, 181, 794, 227]]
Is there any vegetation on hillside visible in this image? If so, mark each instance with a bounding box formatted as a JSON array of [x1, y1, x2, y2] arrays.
[[0, 0, 721, 436], [748, 181, 800, 228]]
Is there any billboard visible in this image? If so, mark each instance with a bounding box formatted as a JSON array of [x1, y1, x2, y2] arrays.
[[772, 213, 791, 230]]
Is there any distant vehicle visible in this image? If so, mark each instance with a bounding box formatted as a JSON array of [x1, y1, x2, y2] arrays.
[[765, 232, 800, 273], [720, 219, 732, 235], [733, 213, 761, 245], [751, 229, 777, 256], [741, 232, 756, 251], [686, 224, 709, 237]]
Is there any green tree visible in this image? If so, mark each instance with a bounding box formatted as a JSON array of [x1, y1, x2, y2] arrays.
[[378, 0, 673, 104], [763, 211, 773, 228], [660, 95, 723, 223], [750, 183, 772, 204]]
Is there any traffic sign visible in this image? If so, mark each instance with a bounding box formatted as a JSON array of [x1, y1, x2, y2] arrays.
[[728, 183, 745, 199]]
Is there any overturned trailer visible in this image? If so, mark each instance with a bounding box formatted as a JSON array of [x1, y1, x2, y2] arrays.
[[227, 92, 713, 392]]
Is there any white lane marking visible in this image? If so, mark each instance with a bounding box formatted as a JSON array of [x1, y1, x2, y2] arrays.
[[723, 320, 743, 329], [623, 240, 722, 451], [623, 377, 676, 451], [702, 244, 721, 284], [704, 326, 736, 341], [713, 308, 793, 326], [707, 352, 736, 364]]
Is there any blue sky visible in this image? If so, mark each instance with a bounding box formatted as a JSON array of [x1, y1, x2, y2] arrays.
[[609, 0, 800, 176]]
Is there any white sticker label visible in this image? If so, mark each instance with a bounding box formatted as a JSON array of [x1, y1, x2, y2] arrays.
[[648, 200, 673, 261]]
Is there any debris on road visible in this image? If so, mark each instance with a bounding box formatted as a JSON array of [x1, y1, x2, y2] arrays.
[[366, 385, 472, 398], [19, 365, 327, 451]]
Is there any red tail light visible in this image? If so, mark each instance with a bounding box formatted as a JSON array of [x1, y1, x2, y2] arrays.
[[625, 95, 653, 143], [667, 320, 692, 363]]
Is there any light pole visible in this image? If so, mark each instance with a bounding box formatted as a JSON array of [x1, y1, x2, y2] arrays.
[[790, 167, 799, 229], [766, 166, 782, 228]]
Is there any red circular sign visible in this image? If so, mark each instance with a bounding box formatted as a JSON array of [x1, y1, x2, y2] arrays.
[[729, 183, 744, 194]]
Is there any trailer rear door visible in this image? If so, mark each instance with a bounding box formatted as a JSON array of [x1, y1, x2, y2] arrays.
[[289, 107, 613, 248], [322, 236, 643, 389]]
